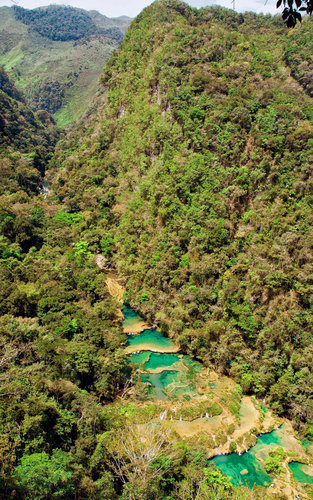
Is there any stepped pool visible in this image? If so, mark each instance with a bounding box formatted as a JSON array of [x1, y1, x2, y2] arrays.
[[289, 462, 313, 484], [129, 352, 181, 370], [209, 426, 303, 489], [123, 305, 312, 492], [122, 305, 141, 329], [210, 449, 273, 489], [126, 328, 174, 352], [124, 306, 201, 400]]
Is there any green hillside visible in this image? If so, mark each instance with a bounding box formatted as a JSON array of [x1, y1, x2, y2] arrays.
[[51, 1, 313, 432], [0, 5, 131, 127]]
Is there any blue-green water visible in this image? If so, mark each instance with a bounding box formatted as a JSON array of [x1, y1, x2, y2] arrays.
[[128, 351, 152, 365], [146, 352, 180, 370], [124, 307, 309, 490], [129, 352, 180, 370], [257, 430, 281, 447], [209, 430, 287, 488], [128, 351, 200, 372], [127, 328, 173, 350], [142, 371, 178, 400], [289, 462, 313, 484], [211, 451, 273, 488], [122, 305, 144, 330], [124, 307, 200, 400], [301, 439, 312, 451]]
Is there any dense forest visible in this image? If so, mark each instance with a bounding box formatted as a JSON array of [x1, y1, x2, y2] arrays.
[[0, 54, 247, 500], [13, 5, 123, 42], [0, 66, 131, 498], [2, 0, 313, 498]]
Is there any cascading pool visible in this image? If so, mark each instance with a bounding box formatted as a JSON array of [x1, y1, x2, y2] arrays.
[[124, 306, 201, 400], [127, 328, 173, 351], [210, 450, 273, 488], [129, 352, 180, 370], [289, 462, 313, 485], [209, 427, 297, 489], [123, 305, 312, 492]]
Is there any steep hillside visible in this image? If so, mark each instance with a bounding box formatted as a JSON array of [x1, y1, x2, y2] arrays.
[[3, 2, 313, 498], [0, 6, 131, 127], [51, 0, 313, 435]]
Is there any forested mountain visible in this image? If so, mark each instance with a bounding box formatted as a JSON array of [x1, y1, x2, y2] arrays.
[[52, 1, 313, 433], [2, 1, 313, 498], [13, 5, 125, 42], [0, 6, 131, 126]]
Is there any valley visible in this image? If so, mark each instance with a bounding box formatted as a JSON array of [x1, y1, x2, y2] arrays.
[[0, 5, 131, 127], [1, 0, 313, 497]]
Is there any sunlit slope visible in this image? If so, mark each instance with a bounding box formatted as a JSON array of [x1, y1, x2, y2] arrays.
[[0, 6, 131, 127], [51, 0, 313, 432]]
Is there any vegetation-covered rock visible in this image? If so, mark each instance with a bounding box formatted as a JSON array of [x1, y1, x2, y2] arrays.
[[0, 69, 129, 498]]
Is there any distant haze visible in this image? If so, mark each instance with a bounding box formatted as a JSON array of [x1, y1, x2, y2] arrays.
[[0, 0, 278, 19]]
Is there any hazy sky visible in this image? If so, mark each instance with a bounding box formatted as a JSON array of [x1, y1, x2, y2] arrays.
[[0, 0, 278, 19]]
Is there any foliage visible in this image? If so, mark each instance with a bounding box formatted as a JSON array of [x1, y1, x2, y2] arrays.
[[0, 6, 130, 124], [2, 1, 313, 498], [49, 1, 313, 437], [0, 69, 129, 499], [50, 2, 313, 430], [276, 0, 312, 27], [13, 5, 105, 42], [54, 211, 82, 226], [264, 446, 287, 474], [14, 450, 74, 499]]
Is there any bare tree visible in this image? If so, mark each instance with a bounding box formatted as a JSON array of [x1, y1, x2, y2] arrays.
[[104, 424, 178, 485]]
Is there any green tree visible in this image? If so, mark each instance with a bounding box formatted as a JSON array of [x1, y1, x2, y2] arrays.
[[14, 449, 74, 499]]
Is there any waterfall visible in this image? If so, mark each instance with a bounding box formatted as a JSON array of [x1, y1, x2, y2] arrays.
[[180, 415, 182, 421], [205, 412, 209, 419], [160, 411, 166, 421]]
